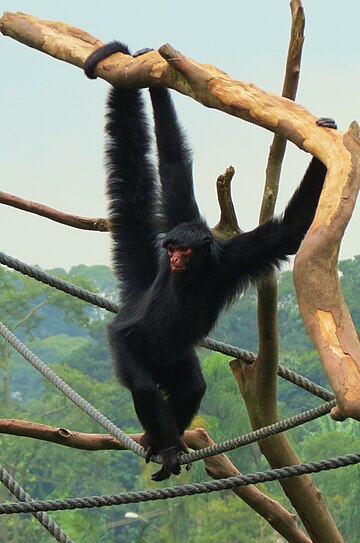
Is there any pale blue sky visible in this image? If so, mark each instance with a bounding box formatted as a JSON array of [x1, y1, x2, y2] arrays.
[[1, 1, 359, 269]]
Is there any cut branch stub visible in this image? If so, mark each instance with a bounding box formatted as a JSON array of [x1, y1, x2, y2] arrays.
[[212, 166, 242, 238]]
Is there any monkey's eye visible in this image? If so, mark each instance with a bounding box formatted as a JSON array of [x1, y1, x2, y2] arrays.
[[167, 244, 192, 256], [179, 246, 192, 255]]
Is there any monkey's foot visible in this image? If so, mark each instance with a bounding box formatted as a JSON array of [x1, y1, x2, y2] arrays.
[[150, 446, 182, 482], [140, 434, 189, 481]]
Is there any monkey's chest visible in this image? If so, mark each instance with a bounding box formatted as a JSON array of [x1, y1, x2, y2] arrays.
[[141, 288, 216, 353]]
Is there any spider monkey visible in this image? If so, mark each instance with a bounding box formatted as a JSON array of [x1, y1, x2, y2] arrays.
[[85, 41, 336, 481]]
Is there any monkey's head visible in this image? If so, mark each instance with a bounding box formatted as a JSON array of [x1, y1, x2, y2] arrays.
[[163, 222, 213, 275]]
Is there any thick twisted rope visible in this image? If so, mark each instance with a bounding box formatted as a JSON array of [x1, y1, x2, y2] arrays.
[[0, 452, 359, 514], [0, 251, 335, 401], [0, 465, 74, 542], [0, 251, 118, 313], [183, 399, 336, 462]]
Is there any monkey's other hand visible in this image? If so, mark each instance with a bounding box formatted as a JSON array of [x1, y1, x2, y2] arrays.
[[316, 117, 337, 129], [150, 446, 182, 482]]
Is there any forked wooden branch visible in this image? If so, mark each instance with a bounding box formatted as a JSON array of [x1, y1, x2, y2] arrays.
[[1, 13, 359, 418]]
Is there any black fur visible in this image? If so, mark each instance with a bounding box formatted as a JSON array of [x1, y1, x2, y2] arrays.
[[85, 42, 335, 481]]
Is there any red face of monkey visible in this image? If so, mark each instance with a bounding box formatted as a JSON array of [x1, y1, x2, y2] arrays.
[[167, 244, 193, 273]]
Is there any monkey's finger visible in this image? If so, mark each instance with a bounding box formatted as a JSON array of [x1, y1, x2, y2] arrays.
[[316, 117, 337, 129]]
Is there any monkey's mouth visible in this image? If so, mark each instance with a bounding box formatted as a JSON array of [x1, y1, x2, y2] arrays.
[[171, 265, 186, 273]]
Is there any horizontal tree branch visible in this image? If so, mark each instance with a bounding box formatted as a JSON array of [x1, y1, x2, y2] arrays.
[[0, 190, 109, 231], [0, 11, 344, 160]]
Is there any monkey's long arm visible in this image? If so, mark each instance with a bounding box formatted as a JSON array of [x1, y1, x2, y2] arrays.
[[218, 156, 327, 283], [149, 88, 201, 230]]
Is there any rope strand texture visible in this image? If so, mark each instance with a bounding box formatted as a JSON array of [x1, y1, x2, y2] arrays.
[[0, 251, 118, 313], [183, 399, 336, 462], [0, 452, 359, 514]]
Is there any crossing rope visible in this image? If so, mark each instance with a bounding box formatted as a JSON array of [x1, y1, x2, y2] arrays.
[[0, 320, 335, 464], [0, 464, 74, 542]]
